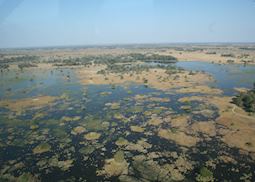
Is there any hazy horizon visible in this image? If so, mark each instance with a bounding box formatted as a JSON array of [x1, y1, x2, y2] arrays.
[[0, 0, 255, 48], [2, 42, 255, 50]]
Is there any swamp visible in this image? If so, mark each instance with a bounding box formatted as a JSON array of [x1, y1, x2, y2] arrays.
[[0, 45, 255, 182]]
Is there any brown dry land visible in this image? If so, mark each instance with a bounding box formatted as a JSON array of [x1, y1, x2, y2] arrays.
[[178, 96, 255, 153], [76, 64, 214, 91]]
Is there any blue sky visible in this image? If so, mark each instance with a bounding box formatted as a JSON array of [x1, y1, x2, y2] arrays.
[[0, 0, 255, 48]]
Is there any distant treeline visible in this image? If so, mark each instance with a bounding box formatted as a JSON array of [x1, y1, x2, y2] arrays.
[[18, 63, 38, 70], [221, 53, 235, 58], [127, 53, 178, 63], [0, 53, 178, 67], [239, 47, 255, 51], [53, 57, 92, 67], [97, 63, 182, 76], [51, 53, 178, 66], [0, 55, 39, 64]]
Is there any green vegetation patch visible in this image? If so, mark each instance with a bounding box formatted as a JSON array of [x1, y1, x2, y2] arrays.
[[196, 167, 214, 182], [33, 143, 51, 154], [115, 137, 129, 146], [114, 151, 125, 163], [79, 145, 96, 155], [84, 116, 108, 131], [232, 83, 255, 113]]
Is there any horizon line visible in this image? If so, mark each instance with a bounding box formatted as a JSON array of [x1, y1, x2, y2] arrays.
[[1, 41, 255, 50]]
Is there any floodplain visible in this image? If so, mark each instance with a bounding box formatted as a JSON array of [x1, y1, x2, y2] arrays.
[[0, 44, 255, 181]]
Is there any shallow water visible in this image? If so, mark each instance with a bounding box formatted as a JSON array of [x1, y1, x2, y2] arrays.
[[176, 61, 255, 95], [0, 62, 255, 181]]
